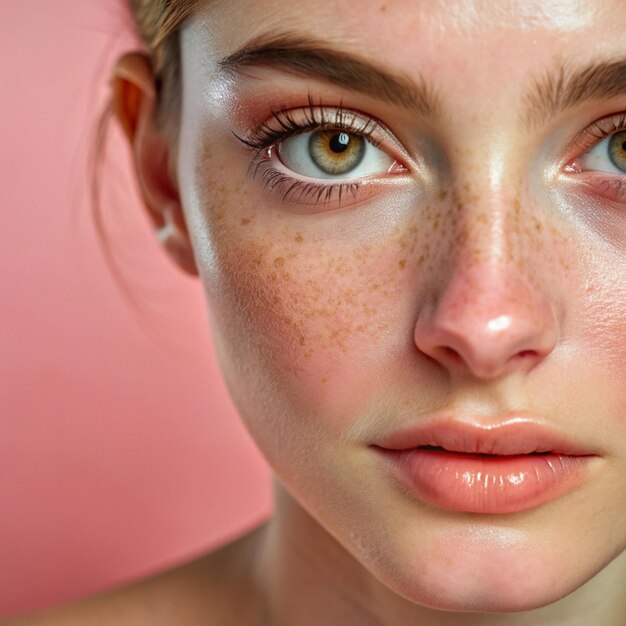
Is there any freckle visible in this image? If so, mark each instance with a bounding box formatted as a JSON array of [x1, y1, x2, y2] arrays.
[[398, 259, 406, 270], [294, 232, 304, 243], [455, 230, 468, 246], [215, 211, 224, 221], [273, 256, 285, 267], [370, 283, 380, 291], [240, 217, 251, 225], [353, 245, 372, 261], [321, 377, 328, 384], [438, 190, 448, 201]]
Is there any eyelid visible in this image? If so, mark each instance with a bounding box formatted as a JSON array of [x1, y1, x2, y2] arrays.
[[238, 103, 412, 169], [233, 103, 413, 208], [569, 110, 626, 155]]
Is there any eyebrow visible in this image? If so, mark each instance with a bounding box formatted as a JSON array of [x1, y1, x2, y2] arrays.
[[220, 34, 626, 131], [219, 33, 438, 116], [523, 60, 626, 129]]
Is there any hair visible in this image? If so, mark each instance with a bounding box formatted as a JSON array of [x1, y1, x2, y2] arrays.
[[89, 1, 200, 319], [128, 0, 200, 130]]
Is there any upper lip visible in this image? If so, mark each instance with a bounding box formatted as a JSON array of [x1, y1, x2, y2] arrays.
[[373, 417, 596, 456]]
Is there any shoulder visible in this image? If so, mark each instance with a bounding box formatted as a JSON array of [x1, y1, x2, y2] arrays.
[[3, 524, 267, 626]]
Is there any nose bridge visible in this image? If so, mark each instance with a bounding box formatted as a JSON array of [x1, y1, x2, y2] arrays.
[[414, 186, 560, 380], [457, 191, 512, 266]]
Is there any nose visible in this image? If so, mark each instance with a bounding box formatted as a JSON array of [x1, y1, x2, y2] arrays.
[[414, 218, 559, 381]]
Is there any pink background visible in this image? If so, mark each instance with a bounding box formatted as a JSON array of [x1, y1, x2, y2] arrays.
[[0, 1, 271, 617]]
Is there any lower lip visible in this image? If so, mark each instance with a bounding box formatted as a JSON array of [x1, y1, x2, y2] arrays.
[[376, 448, 592, 514]]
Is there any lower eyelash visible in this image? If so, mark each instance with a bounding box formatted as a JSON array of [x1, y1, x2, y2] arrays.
[[234, 98, 389, 206], [256, 161, 360, 205]]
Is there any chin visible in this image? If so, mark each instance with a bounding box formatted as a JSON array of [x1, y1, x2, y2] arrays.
[[396, 566, 573, 614], [360, 522, 600, 615]]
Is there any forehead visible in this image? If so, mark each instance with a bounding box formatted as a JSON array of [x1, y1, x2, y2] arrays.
[[184, 0, 626, 147], [193, 0, 625, 76]]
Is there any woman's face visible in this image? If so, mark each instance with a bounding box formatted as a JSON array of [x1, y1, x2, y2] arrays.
[[175, 0, 625, 612]]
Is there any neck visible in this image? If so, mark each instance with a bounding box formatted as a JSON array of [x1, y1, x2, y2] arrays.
[[252, 479, 626, 626]]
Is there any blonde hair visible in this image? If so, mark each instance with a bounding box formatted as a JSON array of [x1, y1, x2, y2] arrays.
[[90, 1, 201, 310], [129, 0, 200, 128]]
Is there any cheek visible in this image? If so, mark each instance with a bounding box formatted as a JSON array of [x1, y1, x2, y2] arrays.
[[206, 224, 416, 426], [575, 279, 626, 434]]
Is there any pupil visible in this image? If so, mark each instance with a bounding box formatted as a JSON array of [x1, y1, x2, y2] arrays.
[[329, 132, 350, 153]]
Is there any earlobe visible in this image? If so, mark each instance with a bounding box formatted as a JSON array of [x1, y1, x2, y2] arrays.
[[111, 52, 198, 276], [156, 203, 199, 276]]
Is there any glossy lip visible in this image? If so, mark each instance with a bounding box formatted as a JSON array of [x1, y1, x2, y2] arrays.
[[372, 417, 598, 514], [373, 417, 596, 456]]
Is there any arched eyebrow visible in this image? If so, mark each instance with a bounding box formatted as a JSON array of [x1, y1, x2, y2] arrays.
[[219, 32, 439, 117], [220, 33, 626, 131], [522, 60, 626, 130]]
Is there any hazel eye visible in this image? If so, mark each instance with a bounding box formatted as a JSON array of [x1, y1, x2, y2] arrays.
[[309, 131, 366, 175], [277, 129, 396, 180], [579, 130, 626, 174]]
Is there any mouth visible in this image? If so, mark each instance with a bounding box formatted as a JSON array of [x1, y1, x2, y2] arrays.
[[372, 417, 598, 514], [414, 444, 552, 456]]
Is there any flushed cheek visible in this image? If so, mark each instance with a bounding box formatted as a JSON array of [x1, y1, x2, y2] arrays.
[[580, 283, 626, 372], [569, 294, 626, 440], [207, 228, 418, 426]]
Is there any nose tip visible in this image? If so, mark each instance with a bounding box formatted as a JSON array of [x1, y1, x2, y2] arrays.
[[414, 278, 559, 379]]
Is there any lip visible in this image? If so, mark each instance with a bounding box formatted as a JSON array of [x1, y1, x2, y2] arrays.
[[372, 417, 598, 514]]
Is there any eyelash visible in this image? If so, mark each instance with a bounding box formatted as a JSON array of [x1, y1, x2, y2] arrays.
[[573, 111, 626, 153], [234, 103, 626, 206], [234, 98, 388, 205]]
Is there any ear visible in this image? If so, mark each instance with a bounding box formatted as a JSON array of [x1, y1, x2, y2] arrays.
[[111, 52, 198, 276]]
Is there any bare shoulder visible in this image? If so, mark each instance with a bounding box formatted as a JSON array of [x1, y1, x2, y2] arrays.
[[3, 524, 268, 626]]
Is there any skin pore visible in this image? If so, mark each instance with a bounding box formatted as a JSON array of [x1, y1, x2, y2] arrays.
[[10, 0, 626, 624]]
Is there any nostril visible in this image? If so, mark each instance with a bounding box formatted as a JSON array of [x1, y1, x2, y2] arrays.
[[442, 346, 461, 360], [413, 285, 559, 378]]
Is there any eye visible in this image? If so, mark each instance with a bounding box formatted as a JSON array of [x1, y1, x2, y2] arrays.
[[277, 129, 397, 180], [578, 130, 626, 175], [235, 104, 410, 207]]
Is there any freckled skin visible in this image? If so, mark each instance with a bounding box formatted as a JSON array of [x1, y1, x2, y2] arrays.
[[168, 0, 626, 622]]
